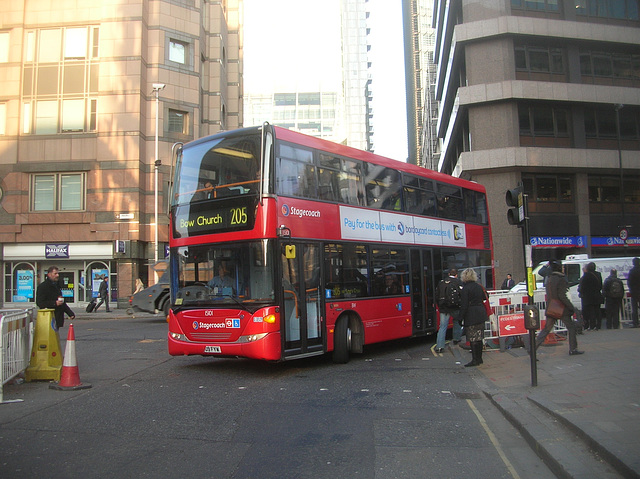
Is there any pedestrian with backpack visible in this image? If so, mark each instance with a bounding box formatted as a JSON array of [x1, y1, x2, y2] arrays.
[[435, 268, 463, 353], [603, 269, 624, 329]]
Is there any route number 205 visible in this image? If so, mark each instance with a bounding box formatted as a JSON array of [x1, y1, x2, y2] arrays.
[[230, 207, 247, 225]]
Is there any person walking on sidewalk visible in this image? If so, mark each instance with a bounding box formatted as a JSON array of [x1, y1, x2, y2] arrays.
[[603, 269, 624, 329], [435, 268, 463, 353], [628, 257, 640, 328], [458, 268, 488, 367], [95, 276, 111, 312], [536, 260, 583, 355], [578, 262, 603, 330], [36, 265, 75, 329]]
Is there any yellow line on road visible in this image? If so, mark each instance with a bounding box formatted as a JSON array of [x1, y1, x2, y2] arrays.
[[467, 398, 521, 479]]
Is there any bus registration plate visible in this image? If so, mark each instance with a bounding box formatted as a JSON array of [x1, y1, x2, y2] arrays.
[[204, 346, 221, 353]]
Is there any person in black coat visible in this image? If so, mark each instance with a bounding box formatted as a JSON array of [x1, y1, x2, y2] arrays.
[[628, 257, 640, 328], [36, 265, 75, 329], [458, 268, 488, 367], [578, 262, 603, 330]]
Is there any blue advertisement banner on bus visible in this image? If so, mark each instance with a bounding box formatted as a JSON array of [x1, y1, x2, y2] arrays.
[[340, 206, 467, 247]]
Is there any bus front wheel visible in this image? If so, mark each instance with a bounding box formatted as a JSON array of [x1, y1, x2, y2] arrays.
[[333, 317, 351, 364]]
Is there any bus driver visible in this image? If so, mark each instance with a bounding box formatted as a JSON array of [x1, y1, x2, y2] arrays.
[[208, 264, 235, 295]]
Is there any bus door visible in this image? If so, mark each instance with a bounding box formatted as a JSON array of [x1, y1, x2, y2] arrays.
[[410, 248, 436, 335], [280, 242, 324, 358]]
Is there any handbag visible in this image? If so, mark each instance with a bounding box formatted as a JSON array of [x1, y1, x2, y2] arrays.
[[482, 289, 493, 317], [546, 298, 565, 319]]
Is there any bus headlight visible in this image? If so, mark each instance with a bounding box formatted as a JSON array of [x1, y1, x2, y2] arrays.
[[170, 332, 187, 341], [238, 333, 268, 343]]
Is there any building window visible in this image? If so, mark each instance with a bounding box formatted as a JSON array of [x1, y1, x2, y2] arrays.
[[574, 0, 639, 20], [511, 0, 559, 12], [22, 26, 99, 135], [168, 109, 188, 134], [0, 103, 6, 135], [523, 174, 574, 213], [31, 173, 85, 211], [589, 175, 640, 213], [518, 104, 570, 146], [0, 31, 9, 63], [169, 39, 187, 64], [584, 106, 640, 149], [274, 93, 296, 106], [515, 44, 565, 81], [580, 50, 640, 87]]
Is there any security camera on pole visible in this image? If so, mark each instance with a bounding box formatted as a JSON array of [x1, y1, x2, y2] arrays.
[[506, 184, 539, 386]]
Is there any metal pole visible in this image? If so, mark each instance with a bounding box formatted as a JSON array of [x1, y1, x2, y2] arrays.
[[152, 84, 165, 284], [615, 104, 626, 229], [154, 91, 159, 267], [521, 191, 537, 387]]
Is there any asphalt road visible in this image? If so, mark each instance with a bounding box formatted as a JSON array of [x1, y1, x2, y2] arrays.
[[1, 316, 554, 479]]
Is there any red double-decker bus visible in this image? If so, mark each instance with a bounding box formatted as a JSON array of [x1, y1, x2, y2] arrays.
[[167, 124, 494, 362]]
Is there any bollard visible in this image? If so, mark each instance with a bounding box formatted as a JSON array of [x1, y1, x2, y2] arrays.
[[25, 309, 62, 382]]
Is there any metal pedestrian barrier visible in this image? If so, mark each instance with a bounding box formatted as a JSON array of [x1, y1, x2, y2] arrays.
[[483, 290, 568, 349], [1, 308, 35, 404]]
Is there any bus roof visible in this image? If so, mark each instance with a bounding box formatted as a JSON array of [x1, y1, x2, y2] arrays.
[[272, 126, 486, 193], [179, 125, 486, 194]]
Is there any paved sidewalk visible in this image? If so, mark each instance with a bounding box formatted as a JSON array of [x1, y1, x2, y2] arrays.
[[459, 324, 640, 478]]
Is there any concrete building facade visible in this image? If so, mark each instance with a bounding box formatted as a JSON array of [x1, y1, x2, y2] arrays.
[[432, 0, 640, 283], [0, 0, 243, 308]]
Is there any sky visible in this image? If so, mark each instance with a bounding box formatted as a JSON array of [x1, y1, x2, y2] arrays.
[[243, 0, 408, 162]]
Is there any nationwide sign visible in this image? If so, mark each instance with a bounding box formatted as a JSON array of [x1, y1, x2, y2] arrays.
[[530, 236, 586, 248], [592, 236, 640, 247], [45, 243, 70, 258]]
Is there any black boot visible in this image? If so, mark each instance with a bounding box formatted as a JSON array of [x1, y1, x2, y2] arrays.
[[465, 341, 480, 367], [475, 341, 483, 365]]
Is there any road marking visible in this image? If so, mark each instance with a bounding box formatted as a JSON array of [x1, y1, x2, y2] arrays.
[[466, 399, 521, 479]]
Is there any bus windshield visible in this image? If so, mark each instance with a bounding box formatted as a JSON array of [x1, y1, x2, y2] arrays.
[[173, 240, 275, 312], [173, 130, 262, 206]]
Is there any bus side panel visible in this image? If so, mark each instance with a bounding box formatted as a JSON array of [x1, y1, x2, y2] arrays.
[[325, 297, 413, 352]]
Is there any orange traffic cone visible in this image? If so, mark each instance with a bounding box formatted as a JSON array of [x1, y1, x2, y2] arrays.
[[49, 324, 92, 391]]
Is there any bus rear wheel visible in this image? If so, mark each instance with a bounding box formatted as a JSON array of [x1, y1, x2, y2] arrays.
[[333, 317, 351, 364]]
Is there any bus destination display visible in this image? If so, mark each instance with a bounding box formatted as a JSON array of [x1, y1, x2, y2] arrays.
[[173, 197, 256, 237]]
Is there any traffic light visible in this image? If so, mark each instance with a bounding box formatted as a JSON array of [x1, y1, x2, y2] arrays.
[[506, 186, 524, 226]]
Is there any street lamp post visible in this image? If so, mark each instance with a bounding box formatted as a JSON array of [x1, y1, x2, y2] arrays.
[[152, 83, 165, 282], [614, 104, 628, 237]]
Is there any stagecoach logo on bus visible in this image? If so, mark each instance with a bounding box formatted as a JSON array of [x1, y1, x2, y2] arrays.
[[281, 204, 321, 218], [192, 319, 241, 330], [339, 206, 466, 247]]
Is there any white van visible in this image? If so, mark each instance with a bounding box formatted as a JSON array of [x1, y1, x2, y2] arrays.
[[533, 255, 636, 310]]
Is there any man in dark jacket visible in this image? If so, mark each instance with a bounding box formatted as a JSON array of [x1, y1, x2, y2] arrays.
[[578, 262, 603, 330], [36, 265, 75, 330], [95, 276, 111, 312], [536, 261, 583, 355], [435, 268, 463, 353], [603, 269, 624, 329], [628, 257, 640, 328]]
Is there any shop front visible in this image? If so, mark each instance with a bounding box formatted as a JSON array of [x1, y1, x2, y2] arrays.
[[2, 243, 117, 310]]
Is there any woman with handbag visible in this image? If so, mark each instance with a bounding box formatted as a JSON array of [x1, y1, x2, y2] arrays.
[[459, 268, 488, 367], [536, 260, 584, 356]]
